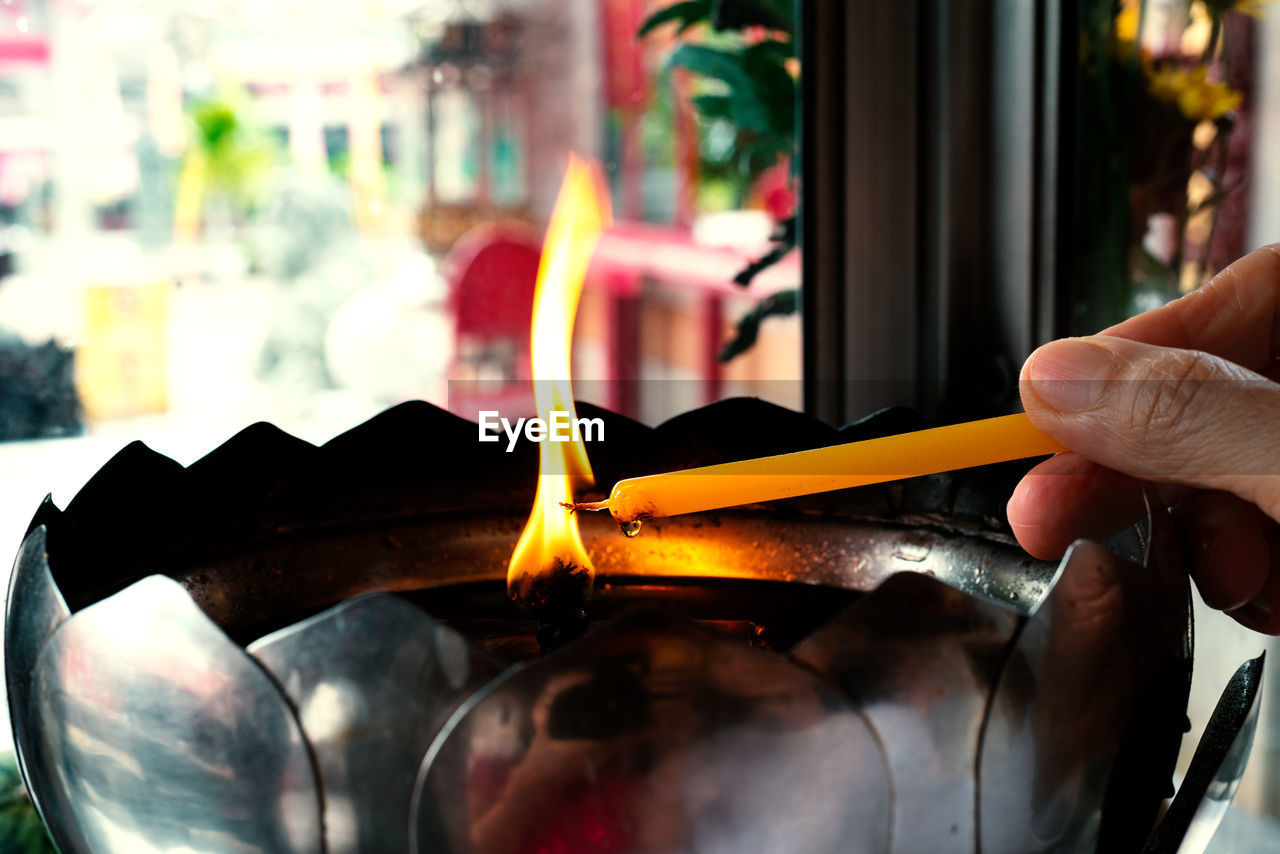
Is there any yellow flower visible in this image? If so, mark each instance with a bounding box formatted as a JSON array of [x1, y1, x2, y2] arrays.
[[1116, 1, 1140, 41], [1233, 0, 1277, 19], [1146, 65, 1242, 120], [1146, 67, 1186, 102]]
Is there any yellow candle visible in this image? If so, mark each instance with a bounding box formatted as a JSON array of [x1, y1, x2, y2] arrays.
[[573, 413, 1066, 524]]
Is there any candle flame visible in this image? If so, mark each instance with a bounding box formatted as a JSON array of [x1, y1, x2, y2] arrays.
[[507, 155, 611, 603]]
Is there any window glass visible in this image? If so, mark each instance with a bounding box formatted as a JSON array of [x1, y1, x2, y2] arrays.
[[0, 0, 800, 462]]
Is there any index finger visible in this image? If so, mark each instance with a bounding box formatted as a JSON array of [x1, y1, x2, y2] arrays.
[[1101, 243, 1280, 373]]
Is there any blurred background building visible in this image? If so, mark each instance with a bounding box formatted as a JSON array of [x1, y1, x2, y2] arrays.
[[0, 0, 802, 452]]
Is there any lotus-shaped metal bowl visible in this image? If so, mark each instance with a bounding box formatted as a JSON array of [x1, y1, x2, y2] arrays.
[[3, 400, 1261, 853]]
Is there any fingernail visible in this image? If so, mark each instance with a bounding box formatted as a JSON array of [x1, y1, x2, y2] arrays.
[[1027, 339, 1115, 413]]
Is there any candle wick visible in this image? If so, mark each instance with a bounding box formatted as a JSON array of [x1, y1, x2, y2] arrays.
[[561, 500, 609, 513], [515, 558, 591, 654]]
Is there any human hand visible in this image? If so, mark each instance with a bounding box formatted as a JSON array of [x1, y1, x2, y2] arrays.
[[1008, 244, 1280, 632]]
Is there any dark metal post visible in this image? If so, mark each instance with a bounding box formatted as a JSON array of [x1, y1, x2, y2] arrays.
[[802, 0, 1068, 424]]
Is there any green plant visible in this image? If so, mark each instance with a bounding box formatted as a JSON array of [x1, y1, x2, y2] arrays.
[[639, 0, 799, 361], [186, 94, 276, 216], [0, 753, 56, 854], [1071, 0, 1257, 333]]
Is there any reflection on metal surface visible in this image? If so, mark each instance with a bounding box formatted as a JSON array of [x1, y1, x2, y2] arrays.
[[30, 575, 323, 853], [792, 571, 1021, 853], [978, 526, 1192, 853], [1144, 654, 1265, 854], [4, 526, 73, 852], [587, 512, 1058, 615], [249, 594, 504, 853], [412, 611, 891, 854], [173, 510, 1057, 640], [978, 540, 1127, 853]]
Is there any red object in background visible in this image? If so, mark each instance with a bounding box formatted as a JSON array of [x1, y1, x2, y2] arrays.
[[752, 159, 796, 221], [444, 223, 542, 348], [0, 36, 49, 65], [605, 0, 650, 221], [522, 778, 636, 854], [602, 0, 649, 110], [1209, 12, 1255, 275], [468, 756, 636, 854], [442, 223, 543, 418], [672, 70, 700, 229]]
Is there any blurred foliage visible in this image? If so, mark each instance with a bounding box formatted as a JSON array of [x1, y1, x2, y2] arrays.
[[326, 150, 395, 199], [186, 95, 277, 214], [0, 753, 55, 853], [732, 213, 795, 286], [1072, 0, 1254, 333], [639, 0, 792, 32], [0, 336, 81, 442], [670, 40, 794, 185], [718, 286, 798, 361], [640, 0, 795, 198], [639, 0, 799, 361]]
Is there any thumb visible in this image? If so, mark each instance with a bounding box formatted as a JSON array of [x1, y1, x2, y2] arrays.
[[1020, 334, 1280, 521]]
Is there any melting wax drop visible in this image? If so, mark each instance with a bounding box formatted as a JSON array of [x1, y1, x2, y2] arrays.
[[619, 519, 643, 538]]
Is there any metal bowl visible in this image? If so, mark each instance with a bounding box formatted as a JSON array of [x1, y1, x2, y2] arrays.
[[2, 399, 1246, 853]]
